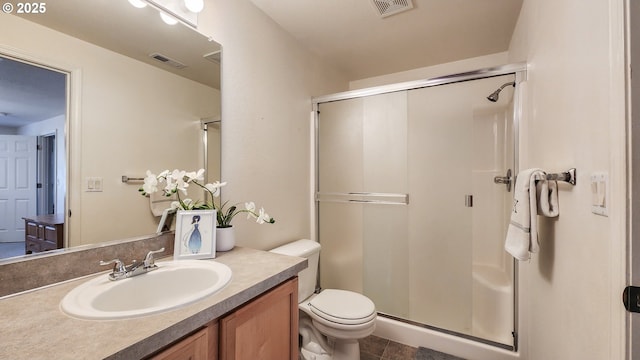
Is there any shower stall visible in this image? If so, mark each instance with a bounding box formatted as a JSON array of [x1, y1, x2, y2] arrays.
[[312, 64, 526, 359]]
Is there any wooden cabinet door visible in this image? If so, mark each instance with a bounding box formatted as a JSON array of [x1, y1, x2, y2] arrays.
[[149, 321, 218, 360], [219, 278, 298, 360]]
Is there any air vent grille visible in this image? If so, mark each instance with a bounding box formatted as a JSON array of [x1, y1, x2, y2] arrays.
[[371, 0, 414, 18], [149, 53, 187, 69]]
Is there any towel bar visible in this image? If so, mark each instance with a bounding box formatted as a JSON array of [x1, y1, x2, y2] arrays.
[[535, 168, 576, 185], [122, 175, 145, 183], [316, 192, 409, 205]]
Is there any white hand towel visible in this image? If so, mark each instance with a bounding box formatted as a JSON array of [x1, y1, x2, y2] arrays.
[[504, 168, 545, 260], [536, 179, 559, 217]]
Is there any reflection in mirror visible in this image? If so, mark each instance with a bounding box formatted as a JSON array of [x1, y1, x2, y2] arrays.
[[0, 0, 221, 261], [203, 119, 221, 184], [0, 56, 67, 257]]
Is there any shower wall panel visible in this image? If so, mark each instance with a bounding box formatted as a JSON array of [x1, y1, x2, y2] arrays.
[[407, 83, 473, 333], [362, 92, 410, 318], [318, 92, 410, 316], [318, 98, 364, 292]]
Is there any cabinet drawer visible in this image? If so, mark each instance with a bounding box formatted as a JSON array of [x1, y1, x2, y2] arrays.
[[25, 239, 41, 254], [40, 241, 58, 252], [43, 226, 58, 242], [25, 222, 38, 237]]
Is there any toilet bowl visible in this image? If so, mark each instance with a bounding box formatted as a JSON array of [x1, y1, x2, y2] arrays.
[[270, 239, 376, 360]]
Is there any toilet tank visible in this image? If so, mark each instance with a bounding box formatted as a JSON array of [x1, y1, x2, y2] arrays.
[[270, 239, 320, 303]]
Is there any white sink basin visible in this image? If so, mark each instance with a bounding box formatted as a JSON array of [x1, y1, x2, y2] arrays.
[[60, 260, 232, 320]]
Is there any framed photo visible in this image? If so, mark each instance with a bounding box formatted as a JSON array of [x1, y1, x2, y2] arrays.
[[174, 210, 216, 259]]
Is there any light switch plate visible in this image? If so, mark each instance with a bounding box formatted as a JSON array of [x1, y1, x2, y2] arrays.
[[590, 172, 608, 216], [85, 177, 103, 192]]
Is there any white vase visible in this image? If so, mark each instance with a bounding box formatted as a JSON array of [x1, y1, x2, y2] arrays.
[[216, 226, 235, 252]]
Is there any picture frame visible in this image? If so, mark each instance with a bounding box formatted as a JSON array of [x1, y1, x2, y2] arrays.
[[174, 210, 216, 260], [156, 208, 177, 234]]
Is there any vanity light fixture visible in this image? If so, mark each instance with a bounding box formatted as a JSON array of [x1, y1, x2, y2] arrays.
[[128, 0, 148, 8], [160, 11, 179, 25], [183, 0, 204, 13], [146, 0, 204, 27]]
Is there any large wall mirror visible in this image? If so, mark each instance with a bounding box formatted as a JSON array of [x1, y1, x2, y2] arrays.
[[0, 0, 221, 260]]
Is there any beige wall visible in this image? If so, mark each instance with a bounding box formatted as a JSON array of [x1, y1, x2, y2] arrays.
[[508, 0, 626, 358], [198, 0, 349, 250], [205, 0, 629, 356], [0, 13, 221, 245]]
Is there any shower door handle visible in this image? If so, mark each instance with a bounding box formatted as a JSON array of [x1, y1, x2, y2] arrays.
[[493, 169, 512, 192]]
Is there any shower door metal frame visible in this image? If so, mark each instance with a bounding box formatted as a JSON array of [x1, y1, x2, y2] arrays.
[[311, 62, 527, 351]]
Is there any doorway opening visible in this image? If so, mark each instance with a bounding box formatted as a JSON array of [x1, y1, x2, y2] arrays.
[[0, 53, 67, 259]]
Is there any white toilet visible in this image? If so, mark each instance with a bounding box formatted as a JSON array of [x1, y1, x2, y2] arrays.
[[270, 239, 376, 360]]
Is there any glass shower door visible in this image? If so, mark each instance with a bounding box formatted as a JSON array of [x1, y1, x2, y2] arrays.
[[316, 74, 516, 348]]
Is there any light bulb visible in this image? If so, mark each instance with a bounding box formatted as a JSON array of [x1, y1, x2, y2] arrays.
[[184, 0, 204, 13], [160, 12, 178, 25], [128, 0, 147, 8]]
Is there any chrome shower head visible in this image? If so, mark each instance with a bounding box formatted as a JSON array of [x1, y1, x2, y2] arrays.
[[486, 90, 501, 102], [487, 81, 515, 102]]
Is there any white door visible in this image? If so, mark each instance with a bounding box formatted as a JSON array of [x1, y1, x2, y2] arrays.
[[0, 135, 37, 242]]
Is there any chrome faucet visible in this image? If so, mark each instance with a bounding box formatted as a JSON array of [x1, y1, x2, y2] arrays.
[[100, 247, 165, 281]]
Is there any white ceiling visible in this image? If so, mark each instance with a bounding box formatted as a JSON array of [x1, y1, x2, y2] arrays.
[[0, 57, 66, 127], [3, 0, 523, 128], [250, 0, 523, 80]]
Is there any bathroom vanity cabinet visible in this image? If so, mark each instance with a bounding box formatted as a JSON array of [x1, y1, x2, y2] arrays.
[[219, 277, 298, 360], [0, 246, 306, 360], [149, 278, 298, 360], [149, 323, 217, 360]]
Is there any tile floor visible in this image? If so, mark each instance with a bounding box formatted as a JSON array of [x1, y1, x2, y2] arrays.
[[359, 335, 417, 360], [359, 335, 466, 360], [0, 242, 25, 260]]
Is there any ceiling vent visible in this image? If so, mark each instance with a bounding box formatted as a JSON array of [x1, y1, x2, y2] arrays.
[[149, 53, 187, 69], [370, 0, 414, 18]]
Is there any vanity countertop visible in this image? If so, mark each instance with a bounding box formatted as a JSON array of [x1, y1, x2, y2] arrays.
[[0, 246, 307, 360]]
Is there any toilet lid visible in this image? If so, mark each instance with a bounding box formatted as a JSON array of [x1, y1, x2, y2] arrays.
[[308, 289, 376, 325]]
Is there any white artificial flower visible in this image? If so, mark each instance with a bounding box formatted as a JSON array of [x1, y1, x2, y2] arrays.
[[164, 175, 177, 194], [185, 169, 205, 182], [245, 202, 256, 219], [141, 169, 275, 224], [205, 181, 227, 197], [170, 169, 189, 195], [256, 207, 270, 224], [142, 171, 159, 194]]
